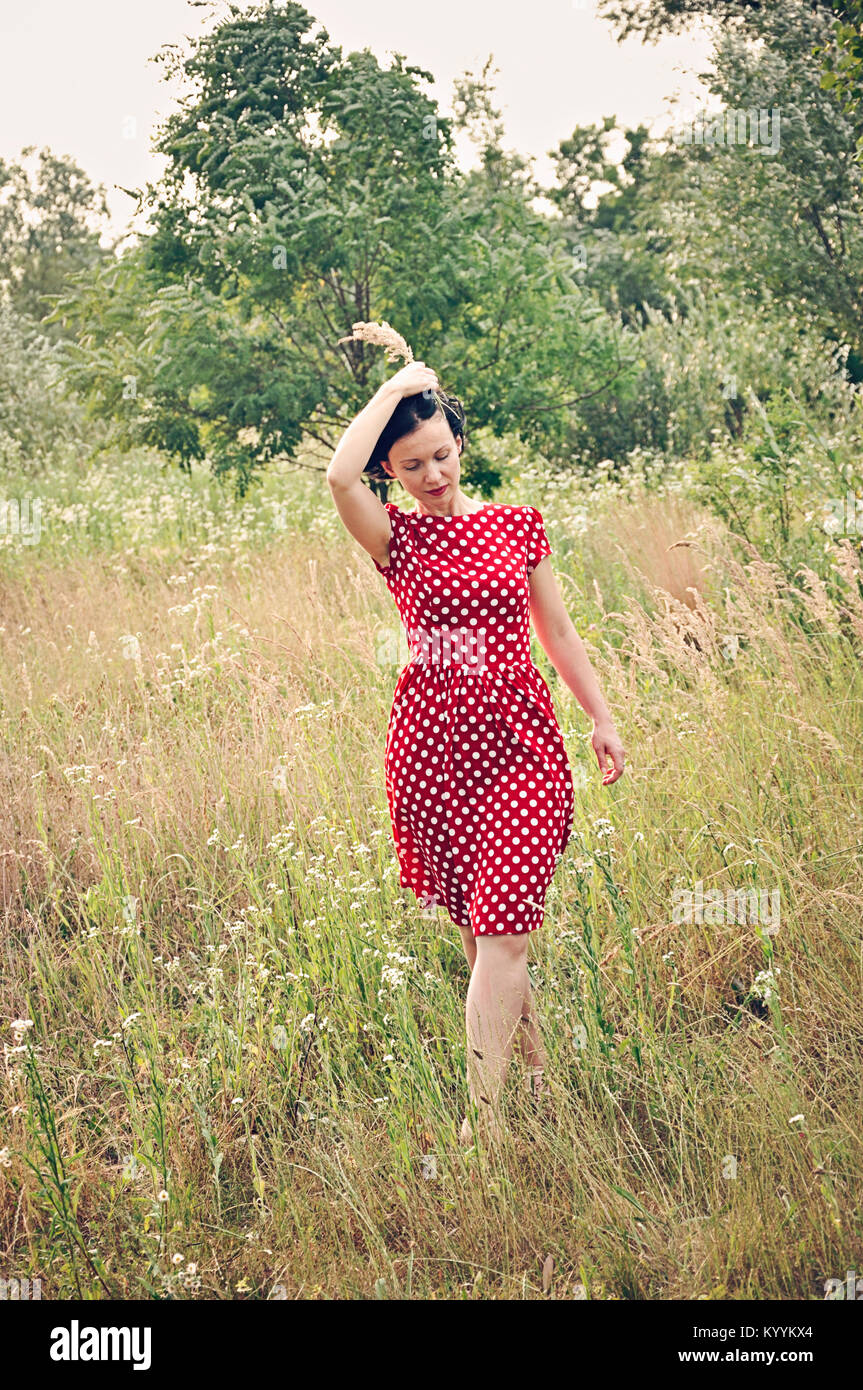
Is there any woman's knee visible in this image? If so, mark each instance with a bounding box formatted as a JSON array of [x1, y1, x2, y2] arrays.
[[475, 935, 530, 969]]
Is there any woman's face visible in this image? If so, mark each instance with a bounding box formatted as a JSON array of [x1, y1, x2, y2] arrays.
[[381, 414, 463, 505]]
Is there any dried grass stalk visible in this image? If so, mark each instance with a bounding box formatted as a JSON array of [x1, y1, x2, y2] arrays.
[[337, 320, 451, 421], [337, 321, 414, 365]]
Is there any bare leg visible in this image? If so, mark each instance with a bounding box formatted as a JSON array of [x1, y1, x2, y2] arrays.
[[460, 935, 531, 1144], [519, 974, 548, 1074], [457, 924, 477, 972], [457, 924, 547, 1073]]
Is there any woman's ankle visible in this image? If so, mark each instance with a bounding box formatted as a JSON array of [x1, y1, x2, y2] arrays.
[[525, 1064, 546, 1099]]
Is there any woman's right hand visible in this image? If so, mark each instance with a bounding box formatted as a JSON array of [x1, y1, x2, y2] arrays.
[[378, 360, 440, 401]]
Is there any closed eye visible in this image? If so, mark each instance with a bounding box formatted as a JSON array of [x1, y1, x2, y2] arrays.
[[406, 451, 450, 471]]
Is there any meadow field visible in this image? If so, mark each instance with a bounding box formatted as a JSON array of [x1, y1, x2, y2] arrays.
[[1, 441, 861, 1300]]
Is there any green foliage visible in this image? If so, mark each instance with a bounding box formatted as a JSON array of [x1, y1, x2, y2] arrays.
[[46, 1, 620, 497], [0, 303, 94, 471], [817, 2, 863, 157], [25, 0, 863, 523], [649, 2, 863, 368], [539, 0, 863, 475], [596, 0, 836, 44], [47, 251, 210, 473], [0, 146, 112, 337], [562, 284, 858, 472], [543, 117, 681, 329], [691, 383, 863, 572]]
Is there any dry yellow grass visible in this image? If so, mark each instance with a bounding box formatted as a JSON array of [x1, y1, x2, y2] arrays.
[[1, 460, 861, 1299]]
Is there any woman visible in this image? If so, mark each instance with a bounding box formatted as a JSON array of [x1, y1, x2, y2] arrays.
[[327, 361, 625, 1146]]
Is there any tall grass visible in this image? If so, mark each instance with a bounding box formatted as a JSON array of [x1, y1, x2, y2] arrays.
[[1, 445, 861, 1299]]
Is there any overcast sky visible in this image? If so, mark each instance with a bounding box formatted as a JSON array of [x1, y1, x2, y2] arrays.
[[0, 0, 715, 240]]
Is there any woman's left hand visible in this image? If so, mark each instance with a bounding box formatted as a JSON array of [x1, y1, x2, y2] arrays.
[[592, 721, 626, 785]]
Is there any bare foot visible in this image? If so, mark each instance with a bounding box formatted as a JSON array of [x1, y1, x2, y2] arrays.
[[524, 1066, 554, 1123], [460, 1105, 505, 1148]]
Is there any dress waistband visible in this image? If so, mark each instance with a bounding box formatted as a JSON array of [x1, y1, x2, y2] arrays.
[[400, 625, 536, 673], [404, 656, 535, 673]]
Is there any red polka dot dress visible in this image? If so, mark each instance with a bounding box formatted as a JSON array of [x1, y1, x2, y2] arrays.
[[372, 501, 575, 938]]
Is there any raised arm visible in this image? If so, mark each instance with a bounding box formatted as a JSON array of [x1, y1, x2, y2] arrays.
[[326, 362, 440, 569]]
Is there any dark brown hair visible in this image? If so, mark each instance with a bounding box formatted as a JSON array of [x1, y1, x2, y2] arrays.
[[365, 389, 467, 480]]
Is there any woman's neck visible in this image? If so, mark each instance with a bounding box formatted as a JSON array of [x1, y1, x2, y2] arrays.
[[413, 490, 485, 517]]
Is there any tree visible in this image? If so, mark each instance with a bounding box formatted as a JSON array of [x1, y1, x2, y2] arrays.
[[0, 147, 111, 336], [0, 302, 90, 470], [541, 0, 863, 455], [642, 0, 863, 374], [596, 0, 836, 44], [543, 117, 684, 328], [818, 0, 863, 158], [50, 1, 621, 495]]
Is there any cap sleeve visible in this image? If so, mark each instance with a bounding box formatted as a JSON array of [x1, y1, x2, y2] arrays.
[[525, 506, 551, 574], [371, 500, 402, 577]]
